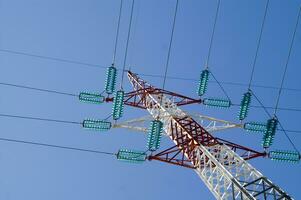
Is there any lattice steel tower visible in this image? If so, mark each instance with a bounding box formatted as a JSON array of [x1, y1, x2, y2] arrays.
[[108, 71, 293, 200]]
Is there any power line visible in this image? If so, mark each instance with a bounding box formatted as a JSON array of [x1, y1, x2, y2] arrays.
[[0, 111, 301, 135], [210, 70, 232, 101], [0, 82, 78, 97], [0, 137, 116, 156], [139, 73, 301, 92], [1, 80, 301, 113], [120, 0, 135, 89], [1, 48, 301, 93], [215, 80, 301, 92], [247, 0, 269, 89], [231, 103, 301, 113], [162, 0, 179, 90], [0, 113, 82, 125], [157, 0, 179, 120], [202, 0, 232, 101], [205, 0, 221, 68], [274, 7, 301, 115], [0, 49, 106, 69], [277, 121, 300, 152], [112, 0, 124, 65], [128, 0, 141, 71], [251, 90, 299, 153], [277, 128, 301, 134]]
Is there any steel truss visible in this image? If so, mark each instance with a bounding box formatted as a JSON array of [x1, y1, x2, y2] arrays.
[[105, 82, 201, 109], [113, 113, 242, 134], [124, 71, 292, 200]]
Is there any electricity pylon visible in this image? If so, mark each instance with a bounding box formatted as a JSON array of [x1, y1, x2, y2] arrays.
[[109, 71, 292, 200]]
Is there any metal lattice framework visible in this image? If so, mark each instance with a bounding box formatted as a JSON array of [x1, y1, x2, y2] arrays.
[[122, 71, 292, 200], [113, 113, 242, 134], [105, 86, 201, 109]]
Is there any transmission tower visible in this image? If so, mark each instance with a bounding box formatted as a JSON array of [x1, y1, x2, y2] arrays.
[[77, 1, 299, 198], [106, 71, 292, 200]]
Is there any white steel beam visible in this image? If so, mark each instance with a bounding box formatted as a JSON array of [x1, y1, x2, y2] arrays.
[[113, 114, 242, 134]]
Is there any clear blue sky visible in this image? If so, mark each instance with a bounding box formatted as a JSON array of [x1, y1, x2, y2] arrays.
[[0, 0, 300, 199]]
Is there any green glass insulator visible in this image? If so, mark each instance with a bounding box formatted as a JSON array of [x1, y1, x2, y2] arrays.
[[117, 149, 147, 163], [262, 134, 275, 148], [105, 66, 117, 94], [266, 118, 278, 135], [82, 119, 111, 131], [261, 118, 278, 148], [147, 120, 163, 151], [79, 92, 105, 104], [203, 98, 231, 108], [269, 150, 300, 163], [197, 69, 210, 96], [238, 91, 252, 120], [244, 122, 267, 133], [262, 135, 269, 147], [112, 90, 125, 120]]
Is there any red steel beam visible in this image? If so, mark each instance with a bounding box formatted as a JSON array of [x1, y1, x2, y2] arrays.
[[105, 89, 201, 109], [105, 72, 201, 109], [149, 116, 266, 169]]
